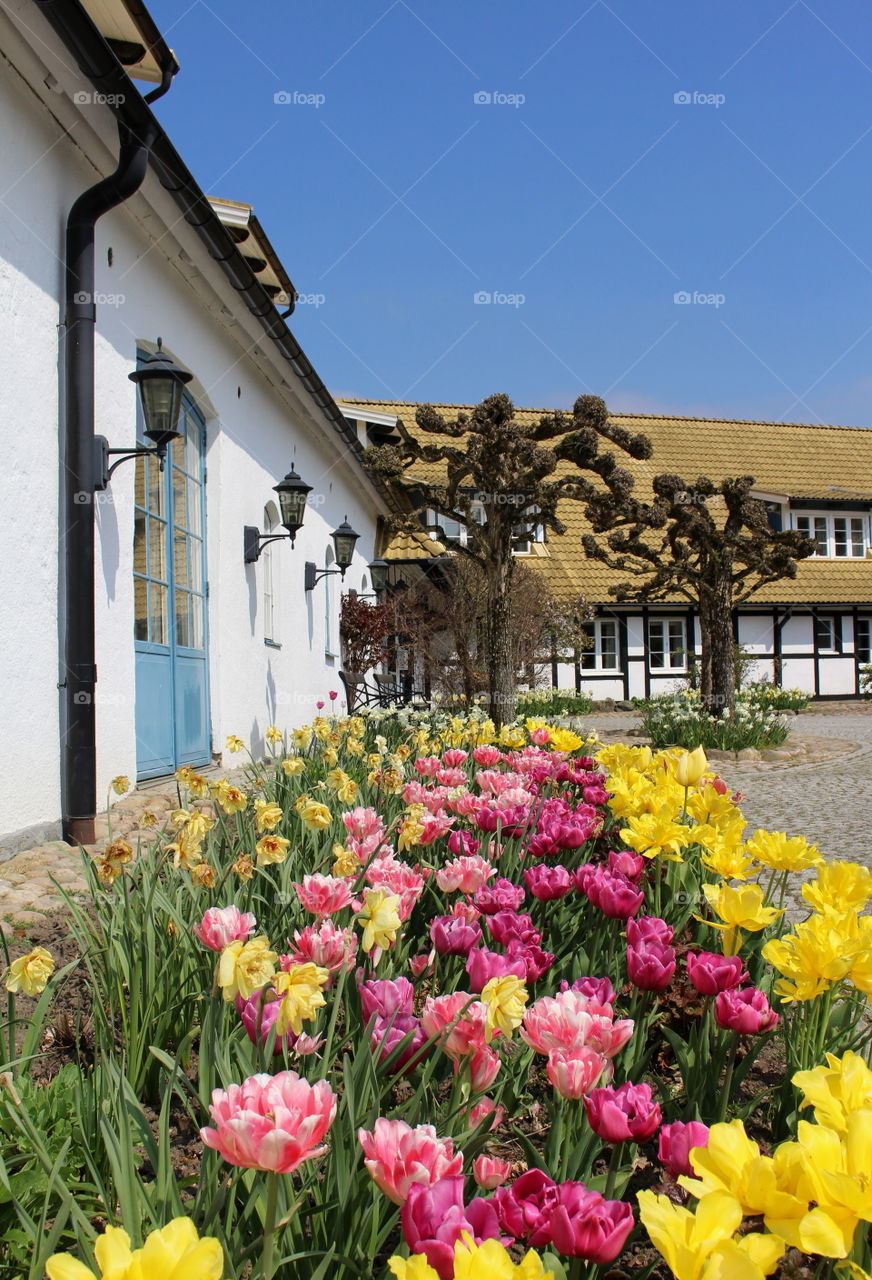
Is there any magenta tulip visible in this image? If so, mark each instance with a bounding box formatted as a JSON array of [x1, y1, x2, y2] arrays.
[[466, 946, 527, 994], [627, 941, 676, 993], [686, 951, 747, 996], [493, 1169, 559, 1245], [584, 1081, 662, 1143], [401, 1176, 504, 1280], [548, 1183, 635, 1262], [715, 986, 779, 1034], [658, 1121, 710, 1178], [524, 863, 572, 901], [429, 914, 482, 956]]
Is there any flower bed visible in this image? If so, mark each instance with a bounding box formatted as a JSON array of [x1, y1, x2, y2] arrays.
[[637, 688, 792, 751], [2, 710, 871, 1280]]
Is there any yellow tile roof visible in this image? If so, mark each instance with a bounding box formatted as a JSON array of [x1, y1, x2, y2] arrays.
[[341, 400, 872, 606]]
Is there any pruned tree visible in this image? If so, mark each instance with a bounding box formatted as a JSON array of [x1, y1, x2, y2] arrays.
[[364, 393, 652, 724], [582, 474, 815, 715]]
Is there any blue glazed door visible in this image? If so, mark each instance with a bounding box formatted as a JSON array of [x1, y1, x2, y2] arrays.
[[133, 393, 210, 779]]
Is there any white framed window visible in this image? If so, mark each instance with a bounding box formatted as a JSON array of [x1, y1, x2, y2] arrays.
[[648, 618, 687, 670], [580, 619, 620, 670], [324, 546, 336, 657], [794, 512, 867, 558], [856, 617, 872, 663], [263, 503, 279, 645], [815, 615, 840, 654], [513, 506, 543, 556]]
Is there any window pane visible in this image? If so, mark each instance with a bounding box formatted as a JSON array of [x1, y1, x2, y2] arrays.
[[857, 619, 871, 663], [134, 575, 148, 641], [190, 593, 205, 651], [146, 454, 164, 518], [815, 617, 834, 650], [668, 620, 685, 667], [834, 518, 848, 557], [175, 589, 192, 648], [148, 516, 166, 581], [601, 622, 618, 669], [133, 510, 147, 578], [851, 518, 864, 556], [149, 582, 168, 646], [649, 621, 665, 668], [814, 517, 828, 556]]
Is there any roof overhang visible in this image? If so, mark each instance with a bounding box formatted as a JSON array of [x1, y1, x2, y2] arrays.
[[209, 197, 296, 311], [80, 0, 177, 83]]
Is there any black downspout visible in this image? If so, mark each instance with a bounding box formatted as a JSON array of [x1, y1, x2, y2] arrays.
[[62, 117, 157, 844]]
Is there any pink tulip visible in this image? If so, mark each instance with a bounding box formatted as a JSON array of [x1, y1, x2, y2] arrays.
[[584, 1081, 662, 1143], [474, 878, 526, 915], [607, 850, 646, 882], [473, 1155, 513, 1190], [442, 749, 468, 767], [401, 1177, 504, 1280], [524, 863, 572, 901], [371, 1012, 427, 1073], [686, 951, 747, 996], [293, 874, 353, 917], [316, 700, 325, 710], [287, 921, 357, 979], [430, 914, 482, 956], [410, 953, 434, 978], [627, 941, 676, 993], [658, 1121, 710, 1178], [559, 976, 616, 1006], [466, 946, 527, 993], [360, 976, 415, 1024], [467, 1043, 501, 1092], [436, 855, 495, 895], [366, 856, 425, 919], [505, 940, 555, 983], [487, 911, 541, 948], [358, 1118, 463, 1205], [200, 1071, 336, 1172], [472, 745, 503, 766], [547, 1047, 611, 1099], [329, 690, 338, 701], [194, 905, 256, 951], [626, 916, 674, 946], [447, 829, 481, 858], [522, 991, 634, 1058], [714, 986, 779, 1035], [575, 866, 644, 919], [421, 992, 488, 1059], [235, 990, 293, 1054], [466, 1097, 505, 1131], [415, 756, 442, 777], [548, 1184, 635, 1262], [493, 1169, 559, 1245]]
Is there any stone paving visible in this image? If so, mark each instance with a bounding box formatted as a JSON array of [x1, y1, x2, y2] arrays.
[[2, 710, 871, 931]]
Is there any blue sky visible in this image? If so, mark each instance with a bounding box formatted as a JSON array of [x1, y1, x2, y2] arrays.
[[147, 0, 872, 424]]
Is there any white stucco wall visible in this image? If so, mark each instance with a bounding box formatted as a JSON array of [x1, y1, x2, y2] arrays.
[[0, 7, 387, 849]]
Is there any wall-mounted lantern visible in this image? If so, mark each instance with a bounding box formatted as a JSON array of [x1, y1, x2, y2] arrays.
[[244, 465, 313, 562], [95, 339, 192, 489], [304, 517, 360, 590]]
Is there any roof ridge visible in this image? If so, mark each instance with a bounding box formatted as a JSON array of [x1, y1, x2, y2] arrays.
[[338, 398, 871, 433]]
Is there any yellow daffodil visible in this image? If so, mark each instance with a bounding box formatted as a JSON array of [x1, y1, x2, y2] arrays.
[[481, 975, 528, 1043], [225, 735, 246, 753], [390, 1235, 551, 1280], [265, 725, 283, 745], [638, 1189, 784, 1280], [190, 862, 216, 889], [215, 779, 247, 814], [312, 718, 332, 743], [674, 745, 709, 788], [281, 756, 305, 777], [232, 854, 254, 881], [291, 726, 313, 750], [254, 799, 283, 832], [273, 962, 329, 1036], [620, 807, 689, 861], [298, 799, 332, 831], [325, 768, 358, 804], [355, 889, 401, 955], [701, 883, 783, 955], [802, 862, 872, 917], [323, 746, 339, 768], [255, 834, 291, 866], [4, 946, 54, 996], [166, 829, 203, 871], [110, 775, 131, 795], [793, 1053, 872, 1133], [46, 1219, 224, 1280], [216, 937, 277, 1002], [744, 829, 823, 874]]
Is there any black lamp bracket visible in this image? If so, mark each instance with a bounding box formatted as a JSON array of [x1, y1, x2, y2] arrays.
[[94, 435, 168, 490], [244, 526, 297, 564], [305, 561, 348, 591]]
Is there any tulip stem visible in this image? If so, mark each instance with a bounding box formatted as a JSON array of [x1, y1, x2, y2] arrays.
[[261, 1171, 280, 1280], [603, 1140, 625, 1200], [717, 1032, 740, 1123]]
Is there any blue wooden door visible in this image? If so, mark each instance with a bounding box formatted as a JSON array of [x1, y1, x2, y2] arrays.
[[133, 392, 211, 779]]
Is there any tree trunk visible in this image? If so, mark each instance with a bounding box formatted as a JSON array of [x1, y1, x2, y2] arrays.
[[700, 576, 735, 717], [485, 550, 515, 727]]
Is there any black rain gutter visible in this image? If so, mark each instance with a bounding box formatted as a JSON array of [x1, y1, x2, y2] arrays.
[[32, 0, 398, 842]]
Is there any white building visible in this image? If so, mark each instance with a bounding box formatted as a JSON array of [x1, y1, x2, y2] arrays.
[[0, 0, 394, 854]]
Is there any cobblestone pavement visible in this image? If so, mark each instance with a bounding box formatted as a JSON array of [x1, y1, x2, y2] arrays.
[[2, 713, 871, 930]]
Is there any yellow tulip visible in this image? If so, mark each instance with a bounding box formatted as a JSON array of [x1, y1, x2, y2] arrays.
[[4, 946, 54, 996], [793, 1052, 872, 1133], [620, 808, 689, 861], [701, 883, 783, 955], [638, 1188, 784, 1280], [390, 1235, 551, 1280], [744, 829, 823, 873], [803, 862, 872, 916], [46, 1219, 224, 1280], [675, 745, 708, 787], [679, 1120, 792, 1219]]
